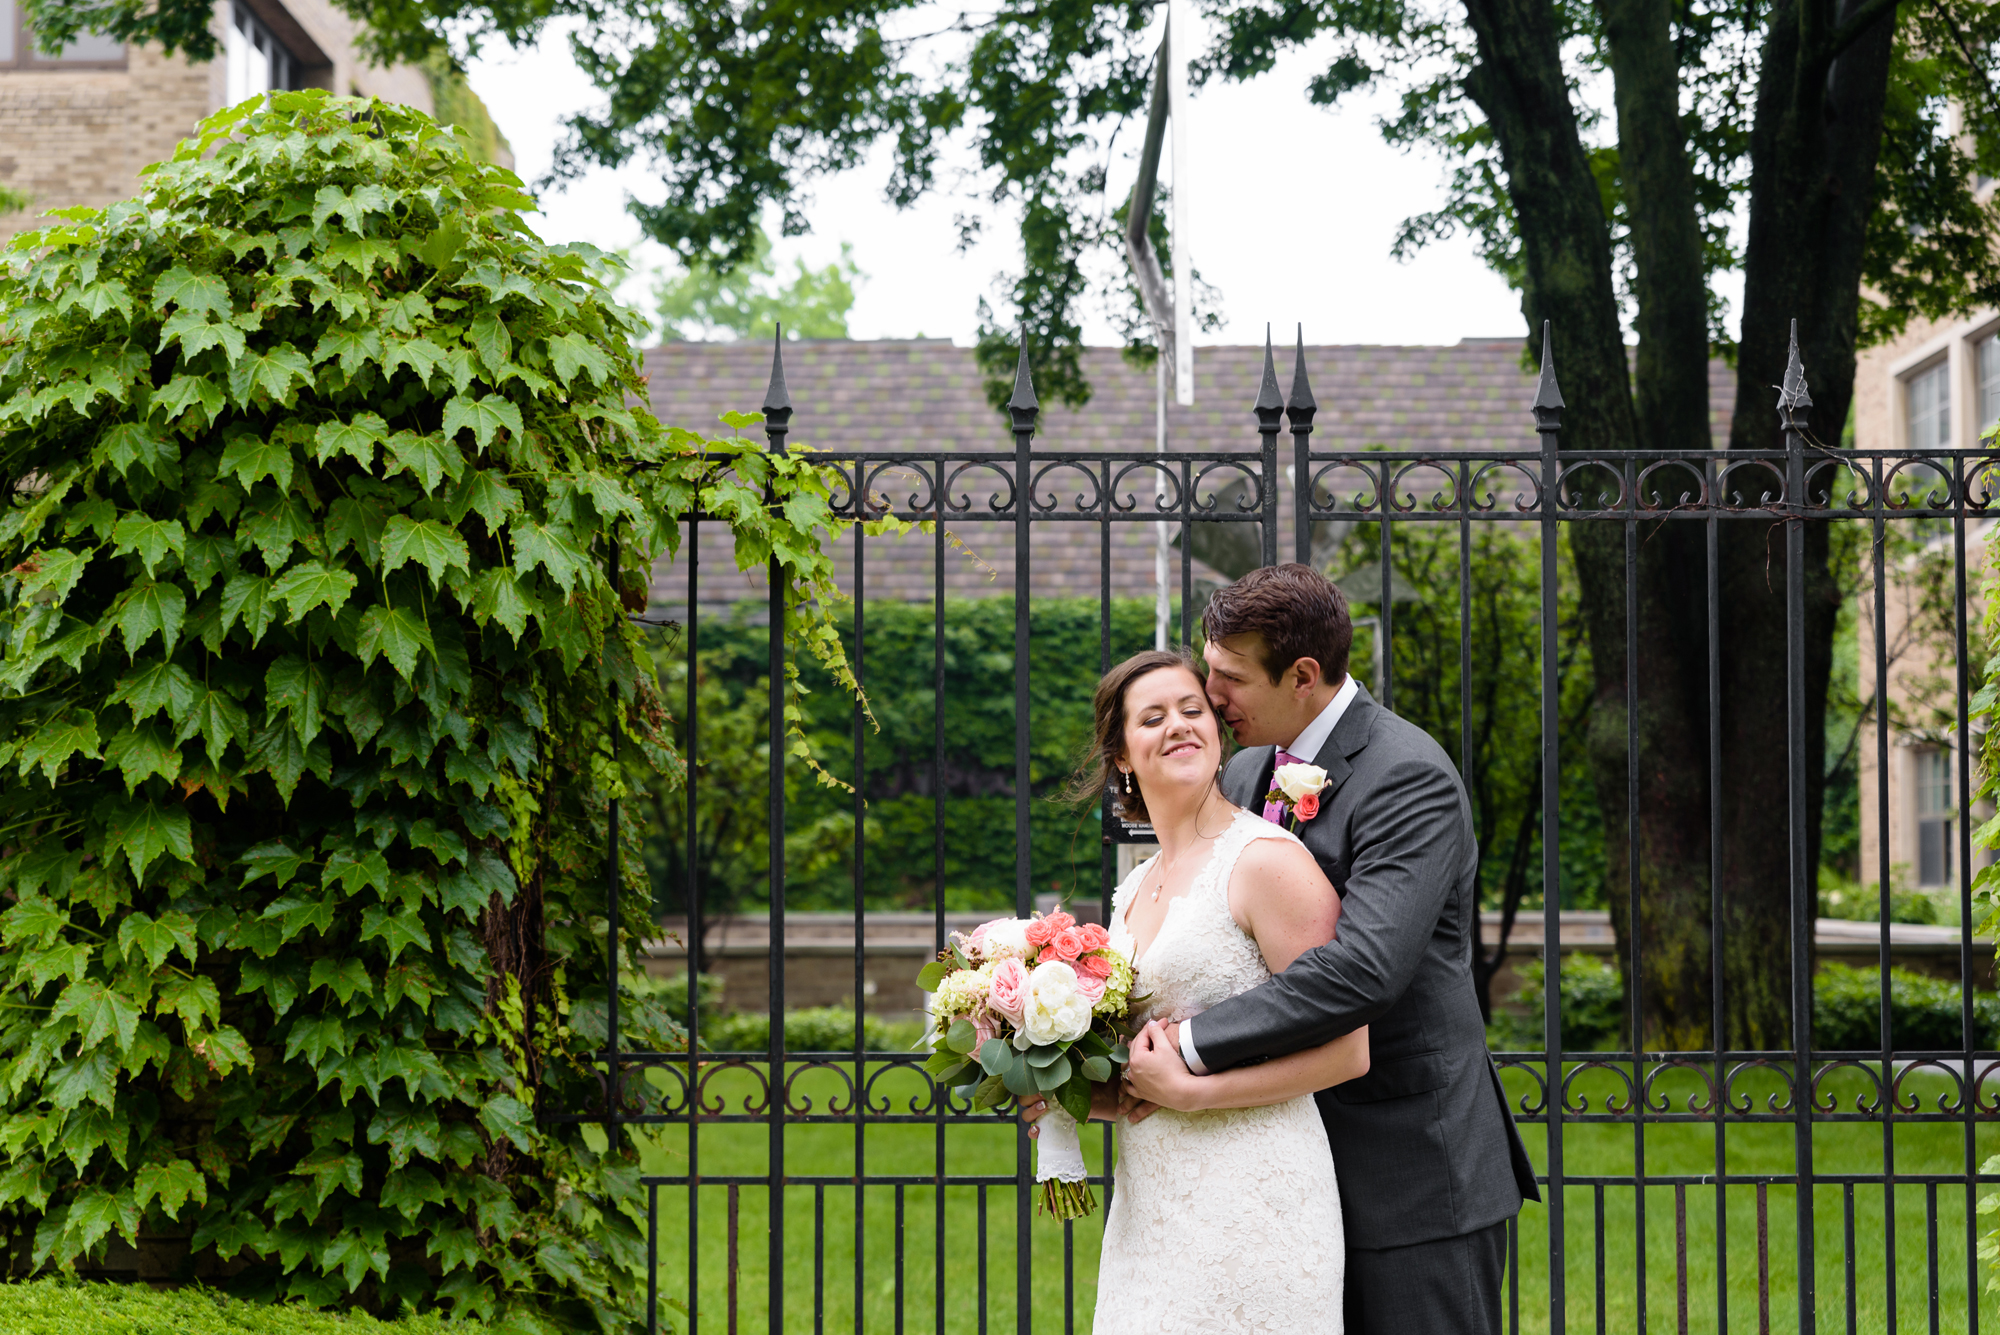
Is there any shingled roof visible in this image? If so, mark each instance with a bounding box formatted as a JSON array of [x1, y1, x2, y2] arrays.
[[642, 338, 1737, 613]]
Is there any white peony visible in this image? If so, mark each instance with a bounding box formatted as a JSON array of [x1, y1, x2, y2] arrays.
[[1020, 962, 1094, 1047], [981, 918, 1033, 961], [1271, 761, 1330, 802]]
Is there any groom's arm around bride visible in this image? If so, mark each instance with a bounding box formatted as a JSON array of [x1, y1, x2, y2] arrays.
[[1175, 564, 1539, 1335]]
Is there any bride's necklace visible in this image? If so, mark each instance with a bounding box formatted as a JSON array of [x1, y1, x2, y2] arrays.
[[1148, 810, 1223, 901]]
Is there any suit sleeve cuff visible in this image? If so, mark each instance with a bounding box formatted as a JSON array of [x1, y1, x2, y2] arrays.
[[1179, 1018, 1210, 1076]]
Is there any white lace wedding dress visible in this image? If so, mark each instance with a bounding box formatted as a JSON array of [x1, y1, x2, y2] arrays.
[[1094, 809, 1344, 1334]]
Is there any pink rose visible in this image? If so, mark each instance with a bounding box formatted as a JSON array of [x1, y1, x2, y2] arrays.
[[971, 1008, 999, 1056], [963, 923, 989, 959], [1078, 923, 1110, 951], [1026, 910, 1073, 948], [988, 958, 1030, 1025], [1075, 952, 1113, 979], [1074, 970, 1107, 1003], [1295, 792, 1320, 821], [1050, 927, 1086, 962]]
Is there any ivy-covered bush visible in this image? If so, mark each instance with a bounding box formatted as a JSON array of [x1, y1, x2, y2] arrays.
[[0, 1277, 478, 1334], [0, 93, 857, 1329]]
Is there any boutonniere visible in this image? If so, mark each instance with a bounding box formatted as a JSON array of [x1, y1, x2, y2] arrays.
[[1266, 761, 1330, 832]]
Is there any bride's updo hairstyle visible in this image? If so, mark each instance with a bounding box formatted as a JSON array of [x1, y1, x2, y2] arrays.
[[1064, 646, 1211, 826]]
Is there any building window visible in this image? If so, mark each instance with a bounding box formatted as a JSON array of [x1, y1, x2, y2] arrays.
[[226, 3, 296, 104], [0, 0, 127, 69], [1979, 334, 2000, 439], [1907, 360, 1952, 453], [1916, 746, 1954, 887]]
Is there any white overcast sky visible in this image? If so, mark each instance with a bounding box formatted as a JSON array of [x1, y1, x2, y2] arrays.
[[462, 14, 1532, 349]]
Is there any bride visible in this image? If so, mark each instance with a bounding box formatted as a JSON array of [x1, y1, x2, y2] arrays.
[[1020, 647, 1369, 1334]]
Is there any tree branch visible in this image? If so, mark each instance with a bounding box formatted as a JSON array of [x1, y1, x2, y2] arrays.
[[1827, 0, 1902, 62]]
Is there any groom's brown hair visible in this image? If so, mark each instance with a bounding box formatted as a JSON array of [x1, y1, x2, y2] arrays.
[[1201, 563, 1352, 684]]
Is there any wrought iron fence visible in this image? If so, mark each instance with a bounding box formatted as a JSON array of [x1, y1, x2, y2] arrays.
[[582, 323, 2000, 1333]]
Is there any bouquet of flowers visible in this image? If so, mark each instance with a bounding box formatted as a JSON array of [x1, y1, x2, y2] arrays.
[[917, 909, 1137, 1220]]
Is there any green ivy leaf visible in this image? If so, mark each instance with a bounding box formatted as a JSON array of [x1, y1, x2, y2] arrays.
[[380, 1165, 444, 1222], [1, 897, 70, 947], [294, 1144, 365, 1210], [51, 979, 142, 1053], [465, 567, 537, 642], [46, 1050, 118, 1112], [109, 514, 187, 577], [100, 423, 178, 479], [311, 324, 383, 377], [218, 573, 277, 645], [269, 560, 358, 622], [238, 492, 314, 570], [151, 373, 224, 426], [114, 580, 188, 655], [323, 847, 391, 898], [110, 660, 197, 723], [239, 839, 312, 890], [282, 1013, 350, 1066], [102, 796, 193, 881], [478, 1094, 535, 1153], [546, 332, 612, 387], [509, 518, 586, 595], [441, 392, 524, 454], [17, 709, 99, 783], [312, 411, 386, 466], [103, 722, 182, 791], [359, 905, 428, 965], [470, 312, 512, 377], [118, 909, 198, 970], [262, 894, 335, 946], [151, 266, 231, 318], [226, 344, 313, 408], [132, 1160, 207, 1222], [309, 958, 373, 1006], [380, 517, 469, 587], [448, 469, 523, 533], [217, 434, 296, 493], [356, 605, 435, 679], [156, 974, 221, 1029], [176, 684, 250, 767], [383, 430, 465, 496], [14, 547, 93, 607], [246, 716, 331, 803]]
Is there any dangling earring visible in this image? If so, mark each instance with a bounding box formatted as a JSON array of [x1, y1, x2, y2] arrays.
[[1122, 769, 1133, 794]]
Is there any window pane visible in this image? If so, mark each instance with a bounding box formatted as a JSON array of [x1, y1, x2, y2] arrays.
[[226, 15, 249, 103], [1908, 361, 1951, 451], [0, 0, 15, 63], [1920, 820, 1950, 886], [51, 30, 122, 62]]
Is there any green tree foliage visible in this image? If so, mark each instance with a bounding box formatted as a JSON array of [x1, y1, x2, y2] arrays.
[[0, 93, 861, 1327], [421, 57, 514, 168], [650, 227, 861, 343]]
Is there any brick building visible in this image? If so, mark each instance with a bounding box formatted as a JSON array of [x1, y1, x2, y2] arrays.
[[0, 0, 469, 247], [1852, 309, 1999, 901]]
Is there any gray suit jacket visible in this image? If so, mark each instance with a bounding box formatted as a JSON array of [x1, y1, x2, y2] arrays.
[[1198, 684, 1538, 1250]]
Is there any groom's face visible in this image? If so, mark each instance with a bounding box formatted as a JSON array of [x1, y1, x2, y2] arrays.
[[1202, 635, 1320, 749]]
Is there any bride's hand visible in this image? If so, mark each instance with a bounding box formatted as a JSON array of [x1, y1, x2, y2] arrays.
[[1123, 1019, 1205, 1112], [1018, 1080, 1124, 1136]]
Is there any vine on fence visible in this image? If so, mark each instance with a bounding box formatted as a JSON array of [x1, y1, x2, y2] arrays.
[[0, 93, 863, 1329]]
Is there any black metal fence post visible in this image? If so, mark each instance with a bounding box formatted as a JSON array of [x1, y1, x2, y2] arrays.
[[1533, 320, 1567, 1333], [1287, 326, 1317, 567], [763, 327, 794, 1332], [1007, 332, 1039, 1334], [1254, 328, 1283, 570], [1778, 319, 1816, 1335]]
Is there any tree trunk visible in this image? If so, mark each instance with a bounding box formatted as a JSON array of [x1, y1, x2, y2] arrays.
[[1458, 0, 1897, 1051]]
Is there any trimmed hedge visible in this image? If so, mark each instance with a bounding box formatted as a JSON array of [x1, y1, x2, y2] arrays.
[[1493, 957, 2000, 1052], [0, 1279, 478, 1333]]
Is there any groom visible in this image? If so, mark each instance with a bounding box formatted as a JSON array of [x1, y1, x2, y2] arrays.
[[1158, 562, 1538, 1334]]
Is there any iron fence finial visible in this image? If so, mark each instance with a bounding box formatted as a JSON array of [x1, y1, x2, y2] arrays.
[[1533, 319, 1564, 433], [1286, 324, 1317, 419], [762, 323, 792, 453], [1008, 327, 1038, 433], [1255, 324, 1284, 417], [1778, 318, 1812, 435]]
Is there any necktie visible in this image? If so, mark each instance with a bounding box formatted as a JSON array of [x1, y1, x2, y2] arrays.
[[1261, 749, 1302, 824]]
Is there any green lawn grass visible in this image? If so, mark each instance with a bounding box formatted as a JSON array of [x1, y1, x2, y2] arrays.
[[637, 1060, 2000, 1333]]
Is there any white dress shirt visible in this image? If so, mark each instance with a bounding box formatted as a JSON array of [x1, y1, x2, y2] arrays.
[[1178, 675, 1357, 1077]]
